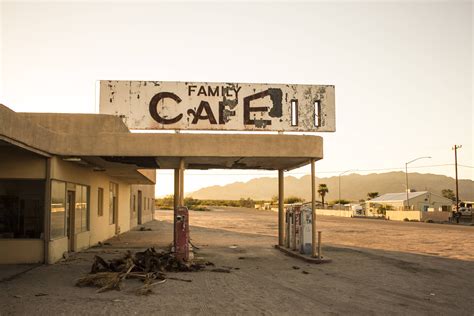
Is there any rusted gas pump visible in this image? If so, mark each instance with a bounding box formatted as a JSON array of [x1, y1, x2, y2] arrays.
[[174, 206, 190, 262]]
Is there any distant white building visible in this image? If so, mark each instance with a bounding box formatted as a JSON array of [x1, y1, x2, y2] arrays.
[[366, 191, 452, 214]]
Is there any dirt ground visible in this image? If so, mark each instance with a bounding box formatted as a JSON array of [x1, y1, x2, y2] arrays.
[[1, 207, 473, 315]]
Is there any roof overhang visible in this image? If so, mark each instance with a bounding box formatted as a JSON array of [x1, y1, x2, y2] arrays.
[[0, 104, 323, 171]]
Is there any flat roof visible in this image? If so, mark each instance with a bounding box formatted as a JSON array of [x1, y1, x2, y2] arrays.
[[0, 104, 323, 171], [370, 191, 428, 202]]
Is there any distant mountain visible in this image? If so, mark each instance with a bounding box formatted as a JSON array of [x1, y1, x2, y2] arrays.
[[188, 172, 474, 202]]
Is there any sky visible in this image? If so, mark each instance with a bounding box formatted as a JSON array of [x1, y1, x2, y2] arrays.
[[0, 0, 472, 197]]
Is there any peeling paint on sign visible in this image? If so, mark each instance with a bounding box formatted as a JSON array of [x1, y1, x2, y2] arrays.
[[99, 81, 335, 132]]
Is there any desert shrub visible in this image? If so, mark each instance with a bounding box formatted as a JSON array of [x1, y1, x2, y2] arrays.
[[284, 196, 304, 204]]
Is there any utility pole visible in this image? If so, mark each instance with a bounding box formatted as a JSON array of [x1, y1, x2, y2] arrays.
[[453, 145, 462, 212]]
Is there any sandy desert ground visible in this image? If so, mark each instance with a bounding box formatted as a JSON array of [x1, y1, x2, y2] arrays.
[[0, 207, 473, 315]]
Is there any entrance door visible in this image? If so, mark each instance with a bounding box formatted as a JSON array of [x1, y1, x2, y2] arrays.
[[66, 190, 75, 251], [137, 190, 142, 225]]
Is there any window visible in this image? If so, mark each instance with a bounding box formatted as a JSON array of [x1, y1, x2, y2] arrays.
[[109, 182, 118, 225], [133, 195, 136, 213], [0, 180, 44, 239], [98, 188, 104, 216], [75, 184, 89, 233], [51, 180, 66, 239]]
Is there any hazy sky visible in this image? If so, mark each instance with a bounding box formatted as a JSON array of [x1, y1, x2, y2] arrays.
[[1, 1, 472, 197]]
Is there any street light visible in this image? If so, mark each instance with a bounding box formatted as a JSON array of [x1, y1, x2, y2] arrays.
[[405, 156, 431, 210], [339, 169, 357, 210]]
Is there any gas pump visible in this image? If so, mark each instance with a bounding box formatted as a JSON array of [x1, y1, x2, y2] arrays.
[[288, 207, 296, 249], [294, 205, 302, 251], [300, 206, 313, 254], [174, 206, 190, 262], [285, 207, 292, 248]]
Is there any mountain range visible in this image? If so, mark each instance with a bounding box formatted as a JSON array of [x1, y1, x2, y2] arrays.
[[188, 172, 474, 202]]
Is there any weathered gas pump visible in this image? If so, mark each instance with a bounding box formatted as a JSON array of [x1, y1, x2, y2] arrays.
[[300, 206, 313, 255], [285, 207, 294, 249], [293, 206, 302, 251], [174, 206, 190, 262]]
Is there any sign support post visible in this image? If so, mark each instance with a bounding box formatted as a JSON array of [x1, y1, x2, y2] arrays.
[[278, 169, 285, 246], [311, 159, 317, 257]]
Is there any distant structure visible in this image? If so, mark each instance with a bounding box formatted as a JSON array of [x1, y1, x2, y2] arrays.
[[366, 191, 452, 213], [365, 191, 453, 222]]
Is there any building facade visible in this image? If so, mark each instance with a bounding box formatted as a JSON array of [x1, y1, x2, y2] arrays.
[[365, 191, 453, 221], [0, 101, 325, 264], [0, 107, 155, 264]]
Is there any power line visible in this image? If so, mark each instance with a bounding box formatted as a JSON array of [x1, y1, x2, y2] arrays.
[[155, 163, 473, 176]]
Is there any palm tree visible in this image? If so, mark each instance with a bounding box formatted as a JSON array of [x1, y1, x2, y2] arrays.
[[318, 184, 329, 207]]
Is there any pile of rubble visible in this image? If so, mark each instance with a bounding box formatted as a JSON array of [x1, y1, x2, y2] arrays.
[[76, 247, 212, 295]]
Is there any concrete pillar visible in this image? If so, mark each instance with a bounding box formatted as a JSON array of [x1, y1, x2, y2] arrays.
[[311, 159, 317, 257], [43, 158, 52, 264], [278, 169, 284, 246]]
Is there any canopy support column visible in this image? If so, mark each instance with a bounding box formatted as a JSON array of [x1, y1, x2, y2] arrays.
[[278, 169, 285, 246], [173, 158, 185, 247], [179, 158, 185, 207], [311, 158, 317, 257]]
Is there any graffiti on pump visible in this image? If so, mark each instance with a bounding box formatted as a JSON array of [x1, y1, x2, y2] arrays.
[[149, 84, 283, 127]]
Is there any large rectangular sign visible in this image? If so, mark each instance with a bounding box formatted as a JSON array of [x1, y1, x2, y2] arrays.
[[99, 80, 335, 132]]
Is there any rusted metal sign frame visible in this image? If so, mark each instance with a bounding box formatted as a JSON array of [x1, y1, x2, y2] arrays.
[[99, 80, 335, 132]]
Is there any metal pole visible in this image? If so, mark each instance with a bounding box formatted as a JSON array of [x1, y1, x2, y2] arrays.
[[179, 158, 185, 207], [311, 159, 317, 257], [405, 163, 409, 210], [278, 169, 284, 246], [173, 168, 179, 247], [317, 231, 322, 260], [453, 145, 461, 212], [405, 156, 431, 211], [338, 174, 341, 210]]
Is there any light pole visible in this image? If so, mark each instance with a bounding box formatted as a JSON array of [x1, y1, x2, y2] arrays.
[[339, 169, 356, 210], [452, 145, 462, 212], [405, 156, 431, 210]]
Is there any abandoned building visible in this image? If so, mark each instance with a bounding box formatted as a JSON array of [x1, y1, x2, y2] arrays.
[[0, 81, 335, 264], [0, 105, 156, 264]]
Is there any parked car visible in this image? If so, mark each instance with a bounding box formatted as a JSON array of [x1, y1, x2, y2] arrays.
[[459, 207, 472, 216]]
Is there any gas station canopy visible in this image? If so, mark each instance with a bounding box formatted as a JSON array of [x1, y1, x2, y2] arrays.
[[0, 105, 323, 171]]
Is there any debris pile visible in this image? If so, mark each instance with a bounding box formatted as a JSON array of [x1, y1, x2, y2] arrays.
[[76, 247, 213, 295]]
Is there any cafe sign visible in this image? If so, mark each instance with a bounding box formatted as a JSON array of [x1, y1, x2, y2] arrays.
[[99, 80, 335, 132]]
